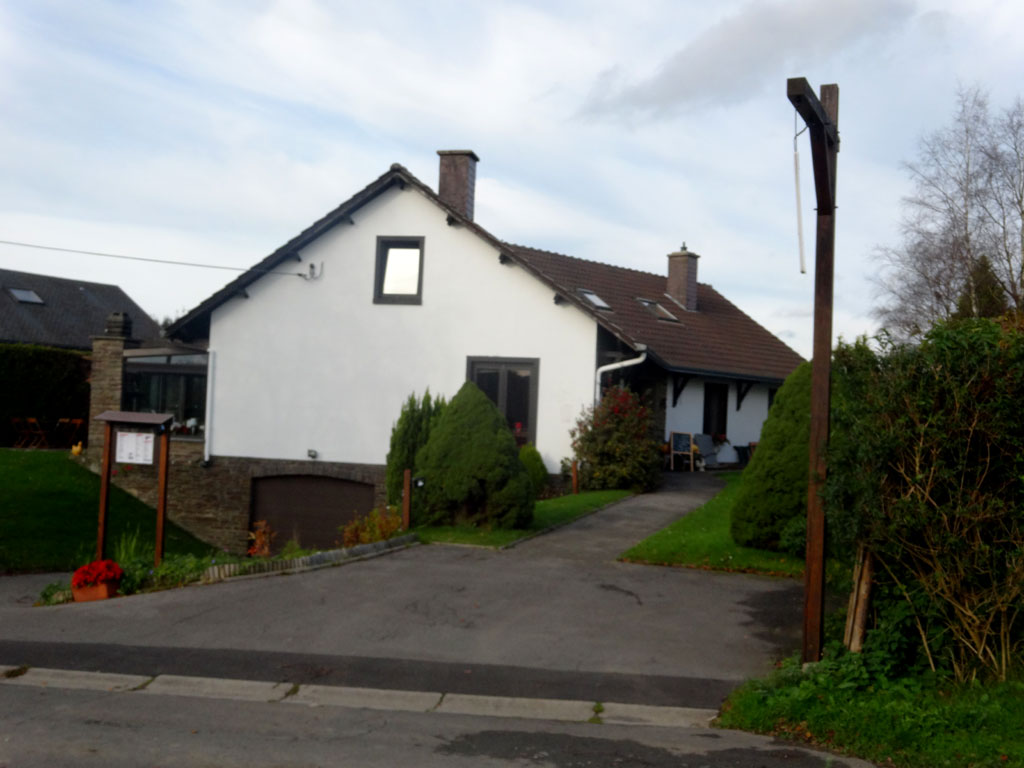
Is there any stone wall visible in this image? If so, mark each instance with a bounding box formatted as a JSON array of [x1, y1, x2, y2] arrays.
[[80, 442, 386, 554], [87, 336, 126, 449]]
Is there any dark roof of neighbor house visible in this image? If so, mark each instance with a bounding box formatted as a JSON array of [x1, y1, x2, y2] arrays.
[[0, 269, 161, 350], [167, 163, 803, 383]]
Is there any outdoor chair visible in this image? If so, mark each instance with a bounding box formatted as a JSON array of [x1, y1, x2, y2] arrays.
[[669, 431, 695, 472], [693, 433, 720, 468], [24, 418, 50, 449]]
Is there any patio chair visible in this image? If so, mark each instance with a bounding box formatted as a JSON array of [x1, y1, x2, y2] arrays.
[[24, 418, 50, 449], [693, 433, 720, 468], [669, 431, 695, 472]]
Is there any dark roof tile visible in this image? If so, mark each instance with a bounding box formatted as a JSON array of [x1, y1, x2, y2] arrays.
[[0, 269, 161, 350]]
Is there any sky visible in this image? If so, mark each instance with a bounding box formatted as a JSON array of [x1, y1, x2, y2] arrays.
[[2, 0, 1023, 359]]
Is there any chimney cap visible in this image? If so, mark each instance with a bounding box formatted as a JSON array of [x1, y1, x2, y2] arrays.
[[668, 242, 700, 259], [437, 149, 480, 161]]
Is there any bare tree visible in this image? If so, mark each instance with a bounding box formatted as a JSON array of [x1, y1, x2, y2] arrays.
[[874, 87, 1023, 337]]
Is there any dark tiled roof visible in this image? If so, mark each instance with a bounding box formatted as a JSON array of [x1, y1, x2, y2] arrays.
[[506, 245, 803, 382], [167, 162, 803, 382], [0, 269, 161, 350]]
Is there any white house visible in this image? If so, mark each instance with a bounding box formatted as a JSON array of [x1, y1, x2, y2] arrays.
[[96, 149, 801, 553]]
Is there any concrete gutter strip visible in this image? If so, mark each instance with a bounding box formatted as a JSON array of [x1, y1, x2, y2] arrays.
[[0, 666, 718, 728], [600, 702, 716, 728], [2, 667, 150, 692], [436, 693, 595, 722], [284, 684, 442, 712], [141, 674, 293, 703]]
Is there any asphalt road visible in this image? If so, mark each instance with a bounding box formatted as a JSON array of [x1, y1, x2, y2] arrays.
[[0, 472, 861, 766]]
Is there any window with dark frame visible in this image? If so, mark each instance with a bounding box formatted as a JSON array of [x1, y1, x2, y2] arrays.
[[467, 357, 539, 448], [374, 236, 424, 304], [702, 381, 728, 438], [123, 354, 208, 435]]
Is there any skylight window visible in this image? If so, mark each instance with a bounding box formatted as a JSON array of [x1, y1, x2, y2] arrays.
[[637, 297, 678, 322], [578, 289, 612, 310], [9, 288, 43, 304]]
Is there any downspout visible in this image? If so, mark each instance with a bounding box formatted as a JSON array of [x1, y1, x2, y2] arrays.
[[202, 350, 215, 465], [595, 344, 647, 404]]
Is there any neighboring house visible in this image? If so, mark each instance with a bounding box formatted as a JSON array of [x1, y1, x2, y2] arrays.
[[0, 268, 161, 350], [90, 150, 802, 553], [0, 269, 164, 447]]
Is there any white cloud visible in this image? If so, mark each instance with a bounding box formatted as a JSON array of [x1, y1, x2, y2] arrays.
[[583, 0, 915, 116]]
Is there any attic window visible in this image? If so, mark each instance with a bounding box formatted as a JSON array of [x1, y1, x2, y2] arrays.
[[578, 289, 612, 311], [9, 288, 43, 304], [374, 236, 424, 305], [637, 297, 678, 322]]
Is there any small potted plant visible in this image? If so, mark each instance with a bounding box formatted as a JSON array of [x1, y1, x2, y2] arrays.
[[71, 559, 124, 602]]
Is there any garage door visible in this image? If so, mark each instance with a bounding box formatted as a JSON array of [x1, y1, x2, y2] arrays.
[[250, 475, 375, 555]]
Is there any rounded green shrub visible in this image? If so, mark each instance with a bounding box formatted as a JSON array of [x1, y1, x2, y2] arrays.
[[519, 443, 548, 496], [414, 382, 534, 529], [568, 385, 660, 492], [730, 362, 810, 549]]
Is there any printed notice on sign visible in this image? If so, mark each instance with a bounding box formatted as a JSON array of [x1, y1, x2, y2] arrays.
[[116, 432, 154, 465]]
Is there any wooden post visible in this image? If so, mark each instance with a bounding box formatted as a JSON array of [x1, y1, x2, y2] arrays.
[[788, 78, 839, 664], [154, 428, 170, 567], [402, 468, 412, 530], [571, 460, 579, 495], [96, 421, 113, 561]]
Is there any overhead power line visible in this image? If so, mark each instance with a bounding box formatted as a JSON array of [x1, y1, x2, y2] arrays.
[[0, 239, 305, 277]]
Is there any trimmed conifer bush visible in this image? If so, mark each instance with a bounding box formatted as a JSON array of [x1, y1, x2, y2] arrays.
[[519, 443, 548, 496], [385, 390, 446, 505], [414, 382, 534, 529], [730, 361, 810, 550]]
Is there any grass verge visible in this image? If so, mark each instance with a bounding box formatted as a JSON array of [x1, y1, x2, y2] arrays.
[[416, 489, 632, 547], [619, 472, 803, 576], [1, 448, 214, 573], [718, 650, 1024, 768]]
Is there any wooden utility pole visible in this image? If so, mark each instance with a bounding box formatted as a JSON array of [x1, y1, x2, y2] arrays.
[[788, 77, 839, 664]]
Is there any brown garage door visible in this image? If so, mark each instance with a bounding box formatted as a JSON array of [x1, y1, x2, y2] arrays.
[[250, 475, 375, 554]]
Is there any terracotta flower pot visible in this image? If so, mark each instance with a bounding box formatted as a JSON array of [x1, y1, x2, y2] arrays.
[[71, 581, 118, 602]]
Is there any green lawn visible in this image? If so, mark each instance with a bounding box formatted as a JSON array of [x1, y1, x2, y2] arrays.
[[619, 471, 804, 576], [0, 449, 214, 572], [416, 489, 632, 547]]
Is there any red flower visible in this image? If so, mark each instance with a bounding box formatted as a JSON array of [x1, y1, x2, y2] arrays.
[[72, 559, 123, 588]]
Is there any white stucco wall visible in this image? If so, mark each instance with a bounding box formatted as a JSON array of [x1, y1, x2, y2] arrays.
[[207, 186, 597, 472], [663, 376, 773, 464]]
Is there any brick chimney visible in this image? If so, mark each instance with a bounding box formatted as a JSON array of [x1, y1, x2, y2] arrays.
[[437, 150, 479, 221], [666, 243, 699, 310]]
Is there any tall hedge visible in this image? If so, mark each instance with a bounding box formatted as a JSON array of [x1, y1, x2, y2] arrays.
[[824, 319, 1024, 681], [730, 362, 810, 550], [385, 390, 446, 505], [0, 344, 89, 445], [414, 381, 534, 529]]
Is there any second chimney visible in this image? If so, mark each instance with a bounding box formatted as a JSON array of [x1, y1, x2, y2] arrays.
[[437, 150, 479, 221], [666, 243, 699, 310]]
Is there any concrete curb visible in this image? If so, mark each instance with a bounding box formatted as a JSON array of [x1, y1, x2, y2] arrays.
[[0, 664, 718, 729], [200, 534, 419, 584]]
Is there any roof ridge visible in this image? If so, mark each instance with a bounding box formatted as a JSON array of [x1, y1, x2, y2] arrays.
[[0, 268, 122, 290], [503, 242, 669, 281]]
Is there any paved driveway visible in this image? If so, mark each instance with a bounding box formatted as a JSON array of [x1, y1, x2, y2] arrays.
[[0, 472, 802, 707]]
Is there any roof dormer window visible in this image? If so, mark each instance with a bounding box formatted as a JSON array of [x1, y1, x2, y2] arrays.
[[8, 288, 43, 304], [637, 297, 679, 322], [578, 289, 612, 311]]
